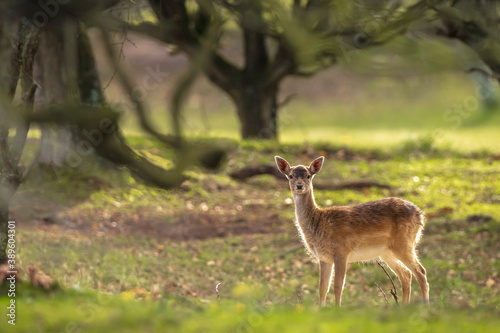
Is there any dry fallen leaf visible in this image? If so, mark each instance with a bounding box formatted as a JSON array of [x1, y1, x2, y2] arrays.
[[485, 277, 496, 288]]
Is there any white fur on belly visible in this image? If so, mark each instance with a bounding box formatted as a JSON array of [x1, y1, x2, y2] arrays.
[[348, 246, 387, 263]]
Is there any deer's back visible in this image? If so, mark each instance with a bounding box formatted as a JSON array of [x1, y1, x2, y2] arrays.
[[300, 197, 424, 261], [321, 197, 423, 228]]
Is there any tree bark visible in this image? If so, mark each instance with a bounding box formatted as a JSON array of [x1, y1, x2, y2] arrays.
[[232, 1, 279, 140], [146, 0, 283, 140], [34, 17, 79, 167], [233, 84, 279, 139], [0, 19, 27, 265]]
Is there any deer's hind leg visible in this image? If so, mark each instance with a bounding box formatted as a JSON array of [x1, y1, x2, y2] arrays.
[[380, 251, 412, 304], [392, 247, 429, 305]]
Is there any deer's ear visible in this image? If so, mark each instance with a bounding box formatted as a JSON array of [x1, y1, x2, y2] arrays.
[[275, 156, 291, 175], [309, 156, 324, 175]]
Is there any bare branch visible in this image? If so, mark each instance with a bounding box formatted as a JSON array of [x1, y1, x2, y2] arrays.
[[107, 4, 243, 96], [29, 105, 120, 125], [376, 259, 399, 305], [98, 28, 180, 148], [90, 25, 226, 178], [215, 282, 221, 303], [230, 164, 284, 180], [102, 3, 133, 93], [375, 282, 390, 304]]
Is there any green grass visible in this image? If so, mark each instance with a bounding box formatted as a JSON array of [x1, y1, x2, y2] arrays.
[[1, 291, 499, 332], [4, 71, 500, 332], [3, 138, 499, 332]]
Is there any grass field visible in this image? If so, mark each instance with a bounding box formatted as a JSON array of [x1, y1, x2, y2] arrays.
[[2, 71, 500, 332]]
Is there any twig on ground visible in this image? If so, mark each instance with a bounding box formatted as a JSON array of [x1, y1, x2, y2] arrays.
[[375, 282, 390, 304], [215, 282, 221, 303], [376, 259, 399, 305]]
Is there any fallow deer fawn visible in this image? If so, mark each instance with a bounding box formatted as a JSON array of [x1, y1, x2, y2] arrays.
[[275, 156, 429, 306]]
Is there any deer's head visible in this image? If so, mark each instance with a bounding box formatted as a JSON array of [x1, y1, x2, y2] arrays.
[[275, 156, 324, 195]]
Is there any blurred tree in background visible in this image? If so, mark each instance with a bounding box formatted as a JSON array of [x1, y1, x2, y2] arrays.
[[433, 0, 500, 110], [125, 0, 428, 139], [0, 15, 38, 264], [0, 0, 225, 263]]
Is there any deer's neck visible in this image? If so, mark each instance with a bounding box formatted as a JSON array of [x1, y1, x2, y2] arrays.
[[293, 189, 320, 229]]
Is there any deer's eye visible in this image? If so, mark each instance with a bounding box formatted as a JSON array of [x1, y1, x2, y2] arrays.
[[288, 175, 293, 179], [307, 175, 311, 179]]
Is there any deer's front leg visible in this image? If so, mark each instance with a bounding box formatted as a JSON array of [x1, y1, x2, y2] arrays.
[[332, 255, 348, 306], [319, 261, 333, 306]]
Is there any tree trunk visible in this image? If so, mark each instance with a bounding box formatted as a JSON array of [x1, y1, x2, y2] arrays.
[[0, 19, 25, 265], [33, 17, 79, 167], [234, 1, 279, 140], [145, 0, 285, 140], [234, 84, 279, 139], [0, 26, 37, 265]]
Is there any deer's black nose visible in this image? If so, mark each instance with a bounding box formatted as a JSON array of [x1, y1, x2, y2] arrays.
[[296, 184, 304, 190]]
